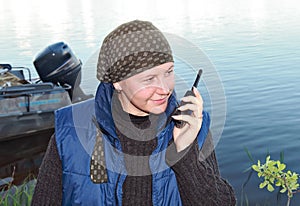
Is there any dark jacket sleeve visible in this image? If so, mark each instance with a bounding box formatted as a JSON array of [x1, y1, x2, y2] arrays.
[[31, 135, 62, 206], [166, 131, 236, 206]]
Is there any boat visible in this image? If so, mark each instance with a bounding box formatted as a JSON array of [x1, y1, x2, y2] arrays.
[[0, 42, 93, 187]]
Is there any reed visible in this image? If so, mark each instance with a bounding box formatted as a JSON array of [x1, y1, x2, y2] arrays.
[[0, 172, 36, 206]]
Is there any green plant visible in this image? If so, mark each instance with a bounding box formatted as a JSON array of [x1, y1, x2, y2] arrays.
[[0, 173, 36, 206], [252, 155, 300, 206]]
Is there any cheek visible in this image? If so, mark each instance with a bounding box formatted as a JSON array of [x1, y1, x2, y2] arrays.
[[169, 81, 175, 92], [170, 75, 175, 88], [131, 87, 156, 103]]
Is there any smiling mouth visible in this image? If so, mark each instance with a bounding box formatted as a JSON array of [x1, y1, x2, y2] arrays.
[[152, 91, 172, 105], [152, 97, 168, 105]]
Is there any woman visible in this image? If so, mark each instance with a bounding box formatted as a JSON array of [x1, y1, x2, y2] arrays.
[[32, 20, 236, 206]]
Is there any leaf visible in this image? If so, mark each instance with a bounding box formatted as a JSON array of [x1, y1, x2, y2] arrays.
[[257, 160, 261, 167], [252, 165, 260, 172], [278, 162, 286, 171], [280, 188, 287, 193], [291, 184, 299, 190], [267, 184, 274, 192], [266, 155, 271, 163], [260, 181, 267, 189], [268, 160, 276, 167], [275, 181, 281, 187]]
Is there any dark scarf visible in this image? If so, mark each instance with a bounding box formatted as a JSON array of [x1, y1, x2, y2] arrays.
[[112, 93, 161, 206], [111, 93, 159, 176]]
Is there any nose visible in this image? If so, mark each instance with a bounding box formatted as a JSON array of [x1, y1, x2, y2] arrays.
[[156, 78, 170, 94]]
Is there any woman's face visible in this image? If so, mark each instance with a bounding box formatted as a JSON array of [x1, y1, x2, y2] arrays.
[[114, 62, 175, 116]]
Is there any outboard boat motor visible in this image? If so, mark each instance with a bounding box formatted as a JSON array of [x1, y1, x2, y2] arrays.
[[33, 42, 90, 102]]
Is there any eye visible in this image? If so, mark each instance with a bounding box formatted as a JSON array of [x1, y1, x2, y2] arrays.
[[144, 76, 155, 82], [165, 68, 174, 76]]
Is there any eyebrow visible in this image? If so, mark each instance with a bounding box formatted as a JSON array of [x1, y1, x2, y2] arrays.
[[167, 65, 174, 70], [140, 64, 174, 78]]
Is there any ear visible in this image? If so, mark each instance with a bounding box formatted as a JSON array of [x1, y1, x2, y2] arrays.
[[113, 82, 122, 92]]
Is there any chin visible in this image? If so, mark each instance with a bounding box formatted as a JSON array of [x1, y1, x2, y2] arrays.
[[149, 105, 167, 114], [150, 110, 164, 115]]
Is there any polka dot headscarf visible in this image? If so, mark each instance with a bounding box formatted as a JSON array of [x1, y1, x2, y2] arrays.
[[97, 20, 174, 83]]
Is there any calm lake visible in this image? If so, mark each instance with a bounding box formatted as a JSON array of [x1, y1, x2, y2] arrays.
[[1, 0, 300, 205]]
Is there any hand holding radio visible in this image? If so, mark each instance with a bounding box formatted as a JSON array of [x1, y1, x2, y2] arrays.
[[172, 69, 202, 128], [171, 69, 204, 152]]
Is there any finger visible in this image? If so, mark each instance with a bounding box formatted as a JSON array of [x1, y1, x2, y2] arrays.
[[192, 87, 203, 101], [172, 113, 203, 124], [193, 111, 203, 119], [180, 95, 202, 106], [177, 103, 202, 113]]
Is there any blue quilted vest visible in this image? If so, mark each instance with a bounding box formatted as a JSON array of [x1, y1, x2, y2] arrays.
[[55, 83, 210, 206]]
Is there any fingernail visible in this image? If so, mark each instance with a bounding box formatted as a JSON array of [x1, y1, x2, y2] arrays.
[[193, 86, 199, 93]]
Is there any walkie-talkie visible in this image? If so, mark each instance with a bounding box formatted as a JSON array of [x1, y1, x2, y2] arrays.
[[173, 69, 203, 128]]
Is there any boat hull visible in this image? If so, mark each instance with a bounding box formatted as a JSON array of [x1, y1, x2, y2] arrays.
[[0, 128, 53, 187]]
